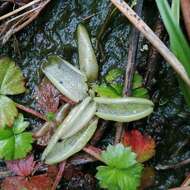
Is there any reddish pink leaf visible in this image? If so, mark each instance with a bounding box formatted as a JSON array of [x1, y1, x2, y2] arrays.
[[123, 130, 156, 162], [35, 78, 60, 114], [1, 175, 53, 190], [6, 155, 36, 177]]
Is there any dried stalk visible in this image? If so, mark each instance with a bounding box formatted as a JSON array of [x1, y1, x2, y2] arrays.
[[0, 0, 42, 21], [115, 0, 143, 144], [155, 158, 190, 170], [0, 0, 51, 44], [144, 17, 165, 88], [181, 174, 190, 187], [169, 187, 190, 190], [110, 0, 190, 87], [83, 145, 103, 162], [51, 161, 66, 190], [16, 103, 47, 121]]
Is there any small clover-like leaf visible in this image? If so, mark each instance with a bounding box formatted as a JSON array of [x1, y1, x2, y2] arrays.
[[0, 115, 33, 160], [96, 144, 143, 190], [0, 95, 18, 127], [0, 57, 25, 95]]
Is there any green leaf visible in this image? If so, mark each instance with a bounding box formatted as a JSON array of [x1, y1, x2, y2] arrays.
[[0, 115, 33, 160], [42, 55, 88, 102], [171, 0, 180, 25], [0, 95, 18, 127], [132, 88, 149, 98], [41, 97, 96, 160], [110, 84, 123, 96], [132, 72, 149, 98], [46, 112, 56, 121], [77, 24, 99, 82], [156, 0, 190, 106], [43, 118, 98, 164], [94, 97, 154, 122], [0, 57, 25, 95], [94, 84, 120, 98], [13, 114, 29, 134], [132, 72, 143, 89], [105, 68, 124, 83], [96, 144, 143, 190]]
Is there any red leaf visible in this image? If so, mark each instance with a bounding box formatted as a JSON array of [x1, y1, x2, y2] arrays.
[[35, 78, 60, 114], [6, 155, 36, 177], [123, 130, 156, 162], [3, 156, 56, 190], [1, 175, 53, 190]]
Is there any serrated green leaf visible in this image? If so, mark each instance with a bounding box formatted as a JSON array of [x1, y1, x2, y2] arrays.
[[0, 115, 33, 160], [0, 57, 25, 95], [0, 95, 18, 127], [44, 118, 98, 164], [14, 132, 33, 159], [94, 97, 153, 122], [105, 68, 124, 83], [96, 144, 143, 190], [101, 144, 137, 169]]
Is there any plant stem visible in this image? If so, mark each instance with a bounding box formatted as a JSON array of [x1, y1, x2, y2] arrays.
[[144, 17, 165, 88], [155, 158, 190, 170], [51, 161, 66, 190], [169, 187, 190, 190], [123, 0, 143, 96], [83, 145, 103, 162], [110, 0, 190, 87], [16, 103, 47, 121], [68, 153, 97, 166], [181, 174, 190, 187], [115, 0, 143, 144], [90, 121, 109, 145]]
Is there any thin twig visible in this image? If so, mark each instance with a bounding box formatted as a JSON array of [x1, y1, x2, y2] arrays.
[[90, 121, 109, 145], [68, 153, 97, 166], [16, 103, 47, 121], [144, 17, 165, 88], [123, 0, 143, 96], [155, 158, 190, 170], [110, 0, 190, 87], [51, 161, 66, 190], [115, 0, 143, 144], [83, 145, 103, 162], [0, 0, 42, 21], [169, 187, 190, 190], [114, 122, 123, 144], [181, 174, 190, 187]]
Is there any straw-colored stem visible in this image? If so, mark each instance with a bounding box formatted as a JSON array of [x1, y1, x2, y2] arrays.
[[0, 0, 42, 21]]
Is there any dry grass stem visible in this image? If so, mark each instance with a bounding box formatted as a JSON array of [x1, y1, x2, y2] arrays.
[[0, 0, 51, 44]]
